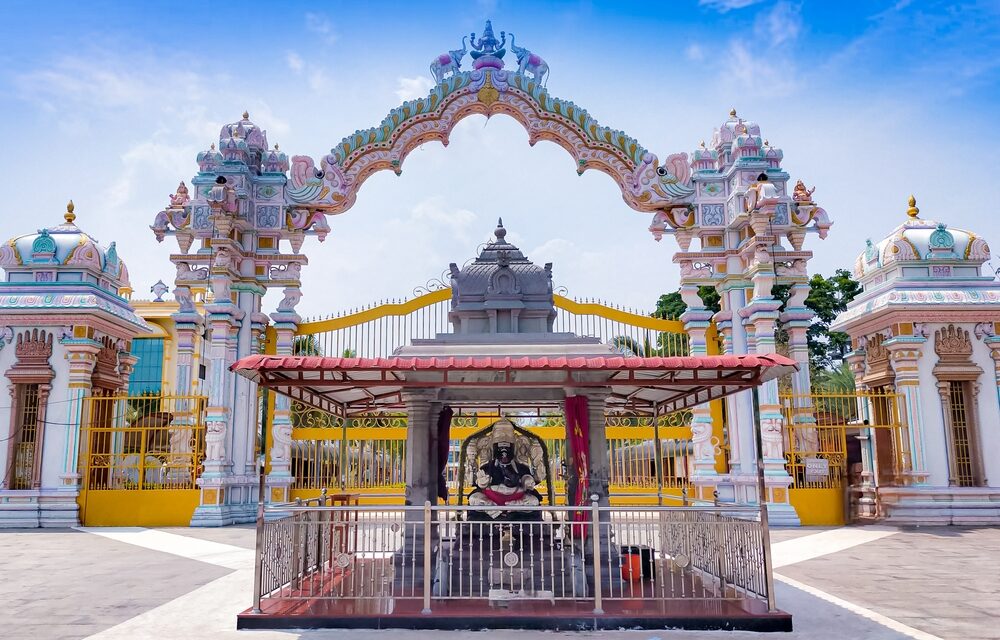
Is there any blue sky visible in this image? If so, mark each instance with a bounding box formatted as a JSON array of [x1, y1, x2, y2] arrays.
[[1, 0, 998, 317]]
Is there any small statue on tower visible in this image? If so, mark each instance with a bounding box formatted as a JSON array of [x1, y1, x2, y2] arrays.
[[792, 179, 815, 203]]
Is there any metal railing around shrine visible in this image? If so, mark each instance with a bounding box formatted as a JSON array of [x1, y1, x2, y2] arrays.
[[81, 394, 207, 491], [252, 499, 773, 615], [288, 289, 691, 359]]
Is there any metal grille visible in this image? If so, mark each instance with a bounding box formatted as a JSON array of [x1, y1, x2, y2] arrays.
[[779, 390, 910, 489], [947, 381, 975, 487], [10, 384, 41, 490], [82, 394, 207, 491], [291, 289, 690, 360], [289, 409, 694, 503]]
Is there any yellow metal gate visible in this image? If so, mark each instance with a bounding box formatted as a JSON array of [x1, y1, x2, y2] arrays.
[[78, 394, 207, 526], [287, 407, 702, 506], [275, 286, 727, 507], [780, 390, 910, 525]]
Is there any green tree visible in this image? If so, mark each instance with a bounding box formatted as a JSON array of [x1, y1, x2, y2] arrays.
[[653, 287, 721, 319], [654, 268, 861, 372], [773, 269, 861, 371], [292, 335, 322, 356]]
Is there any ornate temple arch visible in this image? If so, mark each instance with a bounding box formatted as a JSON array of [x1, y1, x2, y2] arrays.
[[285, 68, 695, 216]]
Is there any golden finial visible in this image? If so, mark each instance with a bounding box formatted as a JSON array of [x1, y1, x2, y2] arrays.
[[210, 143, 216, 150], [242, 110, 250, 120], [729, 108, 737, 118], [764, 139, 769, 146], [699, 140, 706, 148], [274, 144, 279, 151], [906, 194, 920, 219], [64, 200, 76, 224]]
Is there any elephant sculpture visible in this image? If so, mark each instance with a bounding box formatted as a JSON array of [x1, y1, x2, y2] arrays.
[[509, 34, 549, 86], [430, 36, 468, 84]]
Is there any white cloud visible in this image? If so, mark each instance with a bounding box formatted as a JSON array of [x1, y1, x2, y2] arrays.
[[755, 2, 802, 46], [720, 41, 798, 97], [395, 76, 435, 102], [286, 51, 304, 74], [699, 0, 765, 12], [305, 12, 337, 44], [685, 44, 706, 62]]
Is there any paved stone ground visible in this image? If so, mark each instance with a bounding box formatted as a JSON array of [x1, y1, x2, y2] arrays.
[[1, 524, 996, 640], [778, 527, 1000, 640], [0, 529, 230, 640]]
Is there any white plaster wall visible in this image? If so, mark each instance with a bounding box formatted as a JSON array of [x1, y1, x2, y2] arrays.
[[914, 323, 1000, 487], [0, 325, 74, 490], [0, 340, 14, 483], [970, 336, 1000, 488], [915, 328, 950, 486], [40, 340, 72, 490]]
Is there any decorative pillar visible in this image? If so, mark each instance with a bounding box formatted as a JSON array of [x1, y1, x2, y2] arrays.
[[266, 309, 298, 505], [781, 279, 817, 416], [60, 339, 100, 494], [885, 337, 929, 483], [741, 188, 797, 523], [402, 391, 440, 508], [680, 286, 720, 502], [583, 390, 611, 507]]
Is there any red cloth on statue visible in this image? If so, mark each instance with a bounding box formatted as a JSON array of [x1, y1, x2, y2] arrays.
[[480, 488, 527, 505], [564, 395, 590, 537]]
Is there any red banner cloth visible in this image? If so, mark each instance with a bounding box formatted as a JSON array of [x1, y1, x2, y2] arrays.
[[564, 395, 590, 537]]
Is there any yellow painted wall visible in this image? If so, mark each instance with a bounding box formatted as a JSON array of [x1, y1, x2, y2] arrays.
[[789, 488, 845, 526], [78, 490, 202, 526]]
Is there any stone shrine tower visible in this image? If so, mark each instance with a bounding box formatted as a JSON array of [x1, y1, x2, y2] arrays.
[[0, 202, 148, 527], [832, 197, 1000, 524]]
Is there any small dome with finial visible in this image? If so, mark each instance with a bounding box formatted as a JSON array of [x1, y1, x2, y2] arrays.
[[0, 200, 131, 295], [853, 194, 991, 281]]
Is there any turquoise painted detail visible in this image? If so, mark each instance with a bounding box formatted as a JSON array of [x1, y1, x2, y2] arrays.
[[508, 73, 648, 166], [330, 73, 473, 165], [31, 229, 56, 256], [329, 70, 650, 170]]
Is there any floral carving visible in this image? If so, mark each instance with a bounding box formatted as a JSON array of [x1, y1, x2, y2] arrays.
[[934, 324, 972, 358]]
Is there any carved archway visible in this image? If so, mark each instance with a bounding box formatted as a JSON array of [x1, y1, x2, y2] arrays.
[[285, 68, 694, 217]]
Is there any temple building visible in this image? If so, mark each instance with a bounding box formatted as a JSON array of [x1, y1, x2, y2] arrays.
[[832, 196, 1000, 523], [0, 202, 149, 527]]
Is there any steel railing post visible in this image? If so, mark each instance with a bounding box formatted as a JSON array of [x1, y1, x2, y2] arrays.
[[252, 388, 271, 612], [590, 494, 603, 615], [752, 387, 778, 612], [422, 500, 432, 614]]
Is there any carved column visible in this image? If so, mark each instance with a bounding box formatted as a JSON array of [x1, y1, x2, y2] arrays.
[[403, 391, 438, 508], [885, 338, 928, 483], [845, 348, 877, 518], [266, 310, 299, 504], [742, 203, 796, 522], [680, 287, 719, 480], [60, 339, 100, 491]]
